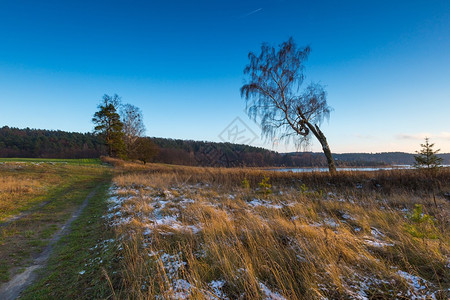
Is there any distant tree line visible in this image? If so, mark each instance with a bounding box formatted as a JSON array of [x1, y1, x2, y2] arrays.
[[1, 126, 449, 166], [0, 126, 105, 158]]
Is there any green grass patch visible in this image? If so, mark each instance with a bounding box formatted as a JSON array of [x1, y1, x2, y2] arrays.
[[0, 163, 109, 222], [0, 164, 111, 284], [21, 182, 118, 299], [0, 158, 102, 165], [0, 263, 9, 281]]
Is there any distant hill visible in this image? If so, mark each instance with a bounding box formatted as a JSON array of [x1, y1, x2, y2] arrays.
[[1, 126, 449, 167], [0, 126, 105, 158], [334, 152, 450, 165], [287, 152, 450, 166]]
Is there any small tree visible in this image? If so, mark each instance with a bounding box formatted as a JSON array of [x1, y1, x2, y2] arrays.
[[414, 137, 443, 172], [241, 38, 336, 173], [414, 137, 443, 207], [129, 137, 159, 164], [92, 94, 126, 158]]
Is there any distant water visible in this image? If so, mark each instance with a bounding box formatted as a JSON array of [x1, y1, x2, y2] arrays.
[[269, 165, 415, 173]]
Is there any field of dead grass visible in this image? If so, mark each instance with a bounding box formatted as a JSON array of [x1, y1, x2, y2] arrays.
[[0, 161, 105, 221], [0, 161, 110, 283], [0, 162, 62, 221], [101, 159, 449, 299]]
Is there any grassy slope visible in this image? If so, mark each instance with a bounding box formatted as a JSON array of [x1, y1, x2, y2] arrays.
[[4, 159, 450, 299], [104, 160, 450, 299], [0, 160, 103, 222], [21, 181, 118, 299], [0, 161, 110, 283], [0, 158, 101, 164]]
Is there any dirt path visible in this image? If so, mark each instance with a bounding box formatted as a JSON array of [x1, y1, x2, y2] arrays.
[[0, 186, 100, 300]]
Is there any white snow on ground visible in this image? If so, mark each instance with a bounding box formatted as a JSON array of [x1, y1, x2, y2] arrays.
[[170, 279, 192, 298], [324, 218, 340, 228], [148, 251, 230, 299], [105, 183, 446, 299], [105, 184, 203, 234], [157, 252, 187, 279], [362, 227, 394, 248], [341, 212, 354, 220], [363, 239, 394, 247], [248, 198, 284, 209], [258, 282, 287, 300], [396, 270, 438, 299], [370, 227, 385, 238], [343, 271, 392, 300], [207, 280, 228, 299]]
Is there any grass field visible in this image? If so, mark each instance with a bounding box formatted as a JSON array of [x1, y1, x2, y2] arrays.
[[20, 182, 117, 299], [0, 158, 102, 165], [0, 160, 110, 284], [92, 159, 450, 299], [0, 160, 104, 221], [2, 158, 449, 299]]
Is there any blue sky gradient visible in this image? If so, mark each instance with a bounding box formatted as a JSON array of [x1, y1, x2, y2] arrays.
[[1, 0, 449, 153]]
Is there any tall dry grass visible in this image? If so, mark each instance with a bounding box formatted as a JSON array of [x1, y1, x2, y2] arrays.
[[104, 156, 450, 194], [103, 159, 449, 299], [0, 168, 52, 219], [0, 162, 107, 221]]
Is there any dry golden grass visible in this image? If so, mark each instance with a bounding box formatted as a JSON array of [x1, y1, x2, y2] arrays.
[[0, 162, 108, 221], [0, 161, 110, 284], [0, 163, 61, 220], [102, 159, 450, 299]]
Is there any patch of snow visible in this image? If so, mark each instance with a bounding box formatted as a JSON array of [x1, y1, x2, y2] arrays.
[[341, 212, 355, 221], [343, 272, 392, 300], [179, 197, 195, 205], [162, 190, 175, 199], [248, 198, 283, 209], [195, 248, 207, 259], [370, 228, 385, 238], [396, 270, 438, 299], [364, 239, 394, 248], [397, 270, 427, 291], [324, 218, 339, 228], [258, 281, 286, 300], [153, 215, 179, 226], [171, 279, 192, 298], [110, 216, 132, 226], [207, 280, 228, 299], [158, 252, 187, 280]]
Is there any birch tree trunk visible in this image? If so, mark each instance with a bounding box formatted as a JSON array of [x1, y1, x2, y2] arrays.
[[306, 123, 337, 173]]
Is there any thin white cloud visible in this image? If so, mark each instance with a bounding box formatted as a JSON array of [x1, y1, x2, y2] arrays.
[[240, 8, 262, 18], [354, 134, 375, 139], [396, 132, 450, 141], [439, 132, 450, 140]]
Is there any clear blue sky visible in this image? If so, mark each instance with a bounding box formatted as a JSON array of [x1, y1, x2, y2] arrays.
[[0, 0, 449, 153]]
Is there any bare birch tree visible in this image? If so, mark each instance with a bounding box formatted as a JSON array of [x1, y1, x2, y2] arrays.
[[241, 37, 337, 173], [121, 103, 146, 155]]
